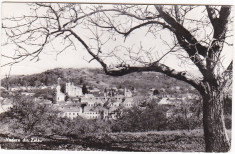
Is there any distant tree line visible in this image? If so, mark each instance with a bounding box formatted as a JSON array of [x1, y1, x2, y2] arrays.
[[1, 70, 63, 88]]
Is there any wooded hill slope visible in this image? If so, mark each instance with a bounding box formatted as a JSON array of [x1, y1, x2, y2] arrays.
[[1, 68, 197, 96]]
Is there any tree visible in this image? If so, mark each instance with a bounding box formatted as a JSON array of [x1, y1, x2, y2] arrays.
[[168, 100, 203, 131], [82, 83, 88, 94], [60, 83, 66, 93], [2, 3, 233, 152], [153, 89, 160, 95], [1, 95, 54, 136], [112, 101, 167, 132]]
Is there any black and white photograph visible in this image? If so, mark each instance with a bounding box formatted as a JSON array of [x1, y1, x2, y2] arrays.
[[0, 1, 233, 152]]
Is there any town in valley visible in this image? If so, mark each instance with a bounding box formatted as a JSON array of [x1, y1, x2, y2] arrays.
[[0, 68, 202, 120]]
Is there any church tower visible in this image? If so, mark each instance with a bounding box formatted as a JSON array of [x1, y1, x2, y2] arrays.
[[56, 78, 65, 103]]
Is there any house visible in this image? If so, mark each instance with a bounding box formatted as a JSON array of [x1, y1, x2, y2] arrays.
[[109, 101, 121, 107], [89, 88, 100, 94], [87, 100, 96, 107], [59, 108, 81, 119], [40, 86, 48, 89], [102, 107, 119, 120], [20, 87, 27, 90], [160, 88, 166, 93], [0, 86, 6, 90], [81, 107, 100, 119], [84, 93, 95, 98], [175, 86, 181, 90], [21, 92, 35, 96], [38, 100, 52, 106], [166, 109, 174, 118], [10, 87, 20, 91], [122, 97, 134, 108], [158, 98, 173, 105]]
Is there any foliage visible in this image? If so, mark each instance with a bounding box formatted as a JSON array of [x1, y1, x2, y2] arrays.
[[112, 101, 168, 132], [0, 95, 113, 137], [82, 84, 88, 95], [60, 83, 66, 93], [166, 100, 203, 131], [1, 69, 64, 88], [33, 88, 55, 102], [0, 94, 231, 142], [0, 95, 55, 136], [153, 89, 160, 95]]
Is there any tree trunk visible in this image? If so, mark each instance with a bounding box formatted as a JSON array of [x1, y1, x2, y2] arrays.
[[202, 90, 230, 152]]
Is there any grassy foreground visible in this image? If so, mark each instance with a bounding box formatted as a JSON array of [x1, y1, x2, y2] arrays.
[[0, 129, 231, 152]]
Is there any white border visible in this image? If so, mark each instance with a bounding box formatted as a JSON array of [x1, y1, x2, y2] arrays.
[[0, 0, 235, 154]]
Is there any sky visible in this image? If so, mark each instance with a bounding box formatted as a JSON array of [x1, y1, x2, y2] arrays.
[[0, 3, 102, 77], [0, 1, 234, 79]]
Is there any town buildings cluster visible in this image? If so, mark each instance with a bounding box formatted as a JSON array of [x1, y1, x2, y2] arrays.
[[0, 77, 202, 120], [54, 78, 134, 119]]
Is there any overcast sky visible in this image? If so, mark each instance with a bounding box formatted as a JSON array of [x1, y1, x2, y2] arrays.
[[1, 3, 103, 77], [0, 1, 234, 79]]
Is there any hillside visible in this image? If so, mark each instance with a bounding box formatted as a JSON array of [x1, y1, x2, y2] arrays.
[[1, 68, 197, 96]]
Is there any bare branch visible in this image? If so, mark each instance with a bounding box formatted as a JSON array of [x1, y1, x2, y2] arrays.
[[155, 5, 208, 57], [104, 61, 203, 92]]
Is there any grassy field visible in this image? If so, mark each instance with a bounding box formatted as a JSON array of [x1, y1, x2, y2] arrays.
[[85, 129, 206, 152], [0, 129, 231, 151]]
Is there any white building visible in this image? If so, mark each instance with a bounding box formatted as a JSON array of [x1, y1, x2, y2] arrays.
[[158, 98, 173, 105], [82, 107, 100, 119], [122, 97, 134, 108], [89, 88, 100, 93], [124, 88, 132, 97], [56, 84, 66, 102], [65, 82, 83, 97], [21, 92, 35, 96], [59, 108, 81, 119]]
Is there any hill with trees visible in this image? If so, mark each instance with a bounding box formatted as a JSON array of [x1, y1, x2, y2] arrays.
[[1, 67, 197, 96]]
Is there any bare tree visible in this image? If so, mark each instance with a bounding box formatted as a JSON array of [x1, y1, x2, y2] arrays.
[[2, 95, 53, 136], [2, 3, 233, 152]]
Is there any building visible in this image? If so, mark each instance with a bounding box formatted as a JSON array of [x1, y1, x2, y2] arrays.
[[56, 84, 66, 102], [38, 100, 53, 106], [81, 107, 100, 119], [54, 78, 135, 120], [124, 88, 132, 97], [158, 98, 174, 105], [21, 92, 35, 97], [59, 108, 81, 119], [56, 79, 84, 103], [65, 82, 83, 97], [122, 97, 134, 108]]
